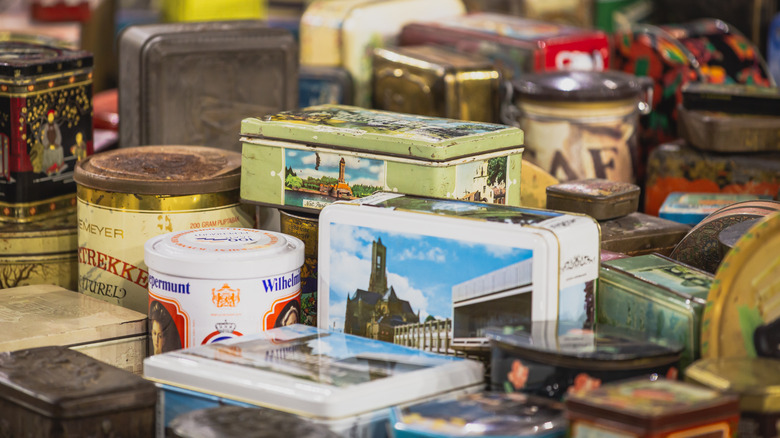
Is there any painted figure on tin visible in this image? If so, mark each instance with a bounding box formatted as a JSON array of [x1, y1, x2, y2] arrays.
[[150, 300, 182, 355]]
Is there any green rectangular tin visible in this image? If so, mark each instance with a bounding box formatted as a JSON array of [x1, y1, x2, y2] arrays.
[[596, 253, 713, 371], [240, 105, 524, 214]]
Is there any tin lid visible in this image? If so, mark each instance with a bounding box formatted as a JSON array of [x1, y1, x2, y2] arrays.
[[512, 71, 648, 102], [240, 105, 523, 162], [602, 254, 712, 304], [144, 228, 304, 280], [600, 212, 691, 255], [0, 41, 92, 79], [565, 377, 739, 429], [717, 218, 760, 253], [391, 392, 567, 437], [546, 179, 640, 220], [685, 358, 780, 412], [0, 212, 76, 256], [169, 406, 342, 438], [73, 145, 242, 195], [0, 346, 156, 419], [143, 324, 485, 420]]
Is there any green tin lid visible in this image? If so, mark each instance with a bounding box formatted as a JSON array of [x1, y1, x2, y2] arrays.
[[240, 105, 524, 162]]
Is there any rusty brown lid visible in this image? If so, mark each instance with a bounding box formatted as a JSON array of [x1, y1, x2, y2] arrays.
[[74, 145, 242, 195]]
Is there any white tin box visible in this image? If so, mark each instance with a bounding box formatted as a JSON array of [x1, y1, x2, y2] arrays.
[[143, 324, 484, 438], [317, 192, 600, 350]]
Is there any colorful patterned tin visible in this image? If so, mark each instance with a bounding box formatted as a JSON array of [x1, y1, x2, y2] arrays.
[[144, 324, 485, 438], [546, 179, 640, 221], [701, 211, 780, 359], [597, 254, 714, 371], [317, 192, 600, 349], [487, 322, 682, 400], [74, 146, 254, 314], [659, 193, 773, 226], [0, 284, 146, 374], [168, 406, 342, 438], [240, 105, 524, 214], [566, 377, 740, 438], [0, 40, 93, 223], [599, 212, 691, 257], [279, 209, 319, 326], [686, 358, 780, 438]]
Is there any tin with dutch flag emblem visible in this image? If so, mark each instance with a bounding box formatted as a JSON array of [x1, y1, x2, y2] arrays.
[[143, 227, 304, 356]]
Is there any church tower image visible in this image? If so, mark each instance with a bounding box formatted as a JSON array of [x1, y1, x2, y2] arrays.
[[344, 238, 419, 342]]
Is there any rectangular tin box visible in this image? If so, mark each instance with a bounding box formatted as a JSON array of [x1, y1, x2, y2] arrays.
[[316, 192, 600, 350], [0, 346, 156, 437], [0, 284, 147, 374], [678, 107, 780, 154], [0, 40, 93, 223], [659, 192, 773, 226], [119, 20, 297, 153], [597, 254, 713, 371], [372, 45, 500, 123], [398, 13, 610, 82], [681, 82, 780, 116], [143, 324, 485, 438], [600, 212, 691, 257], [299, 0, 466, 108], [546, 179, 640, 221], [240, 105, 525, 214], [299, 66, 353, 108]]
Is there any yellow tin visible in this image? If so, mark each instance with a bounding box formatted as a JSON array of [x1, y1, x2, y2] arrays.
[[74, 146, 254, 314], [279, 209, 318, 327], [520, 159, 559, 209]]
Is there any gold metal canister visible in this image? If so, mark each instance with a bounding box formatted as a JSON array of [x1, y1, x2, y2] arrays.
[[279, 209, 318, 326], [74, 146, 253, 314]]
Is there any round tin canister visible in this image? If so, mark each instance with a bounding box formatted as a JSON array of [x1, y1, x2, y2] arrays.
[[508, 71, 653, 183], [144, 228, 304, 355], [168, 406, 341, 438], [279, 209, 318, 326], [74, 146, 254, 314], [0, 212, 77, 290]]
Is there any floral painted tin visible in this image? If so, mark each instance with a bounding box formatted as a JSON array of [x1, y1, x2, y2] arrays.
[[487, 322, 682, 400], [144, 324, 485, 438], [686, 358, 780, 438], [597, 254, 714, 371], [372, 45, 500, 123], [279, 209, 319, 326], [390, 392, 567, 437], [317, 192, 600, 350], [546, 179, 640, 221], [659, 192, 772, 226], [240, 105, 525, 214], [566, 377, 740, 438], [168, 406, 341, 438], [0, 284, 147, 374], [0, 40, 93, 223], [599, 212, 691, 257], [0, 346, 156, 437]]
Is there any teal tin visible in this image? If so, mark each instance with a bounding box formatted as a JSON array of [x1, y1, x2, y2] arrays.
[[597, 253, 714, 372], [659, 192, 773, 225]]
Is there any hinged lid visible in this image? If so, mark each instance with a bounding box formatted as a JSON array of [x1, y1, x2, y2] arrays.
[[0, 41, 92, 80], [685, 358, 780, 413], [0, 346, 156, 419], [513, 71, 649, 102], [240, 105, 523, 162]]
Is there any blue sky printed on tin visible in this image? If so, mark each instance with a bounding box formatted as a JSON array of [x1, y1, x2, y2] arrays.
[[285, 150, 385, 187]]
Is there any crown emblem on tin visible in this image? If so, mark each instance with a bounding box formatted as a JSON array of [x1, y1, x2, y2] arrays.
[[212, 283, 240, 308], [216, 320, 236, 333]]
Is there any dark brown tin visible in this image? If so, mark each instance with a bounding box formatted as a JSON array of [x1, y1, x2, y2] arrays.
[[546, 178, 640, 220], [600, 212, 691, 257]]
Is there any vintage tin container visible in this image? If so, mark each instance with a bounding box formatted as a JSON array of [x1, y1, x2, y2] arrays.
[[600, 212, 691, 257], [659, 192, 772, 225], [566, 377, 740, 438], [74, 146, 254, 314], [168, 406, 342, 438], [299, 0, 466, 108], [0, 346, 156, 437], [399, 14, 610, 83], [119, 20, 297, 153], [644, 140, 780, 216], [487, 322, 682, 400], [681, 82, 780, 116], [279, 209, 318, 326], [144, 227, 304, 354], [0, 40, 93, 223], [597, 254, 714, 371], [520, 159, 559, 209], [0, 211, 77, 290], [299, 66, 353, 108], [601, 249, 629, 262], [144, 324, 485, 438], [240, 105, 525, 214], [463, 0, 592, 27], [390, 392, 567, 438], [508, 71, 652, 183], [372, 45, 500, 123], [0, 284, 146, 374], [161, 0, 266, 22], [701, 211, 780, 359], [678, 108, 780, 154], [717, 218, 760, 257], [686, 358, 780, 438], [669, 200, 780, 273], [317, 192, 600, 349], [546, 179, 640, 221]]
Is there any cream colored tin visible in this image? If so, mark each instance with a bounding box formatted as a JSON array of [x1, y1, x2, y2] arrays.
[[74, 146, 254, 314]]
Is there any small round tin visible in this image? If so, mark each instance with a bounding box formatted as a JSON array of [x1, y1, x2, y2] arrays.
[[279, 209, 318, 326], [74, 146, 254, 314], [168, 406, 341, 438], [144, 227, 304, 355]]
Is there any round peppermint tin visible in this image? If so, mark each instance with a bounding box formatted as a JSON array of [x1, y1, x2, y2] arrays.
[[144, 228, 304, 355]]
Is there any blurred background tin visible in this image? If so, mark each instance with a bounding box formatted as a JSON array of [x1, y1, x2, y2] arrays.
[[546, 178, 640, 220], [299, 66, 353, 108], [168, 406, 342, 438], [678, 107, 780, 154], [659, 193, 773, 226], [599, 212, 690, 256]]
